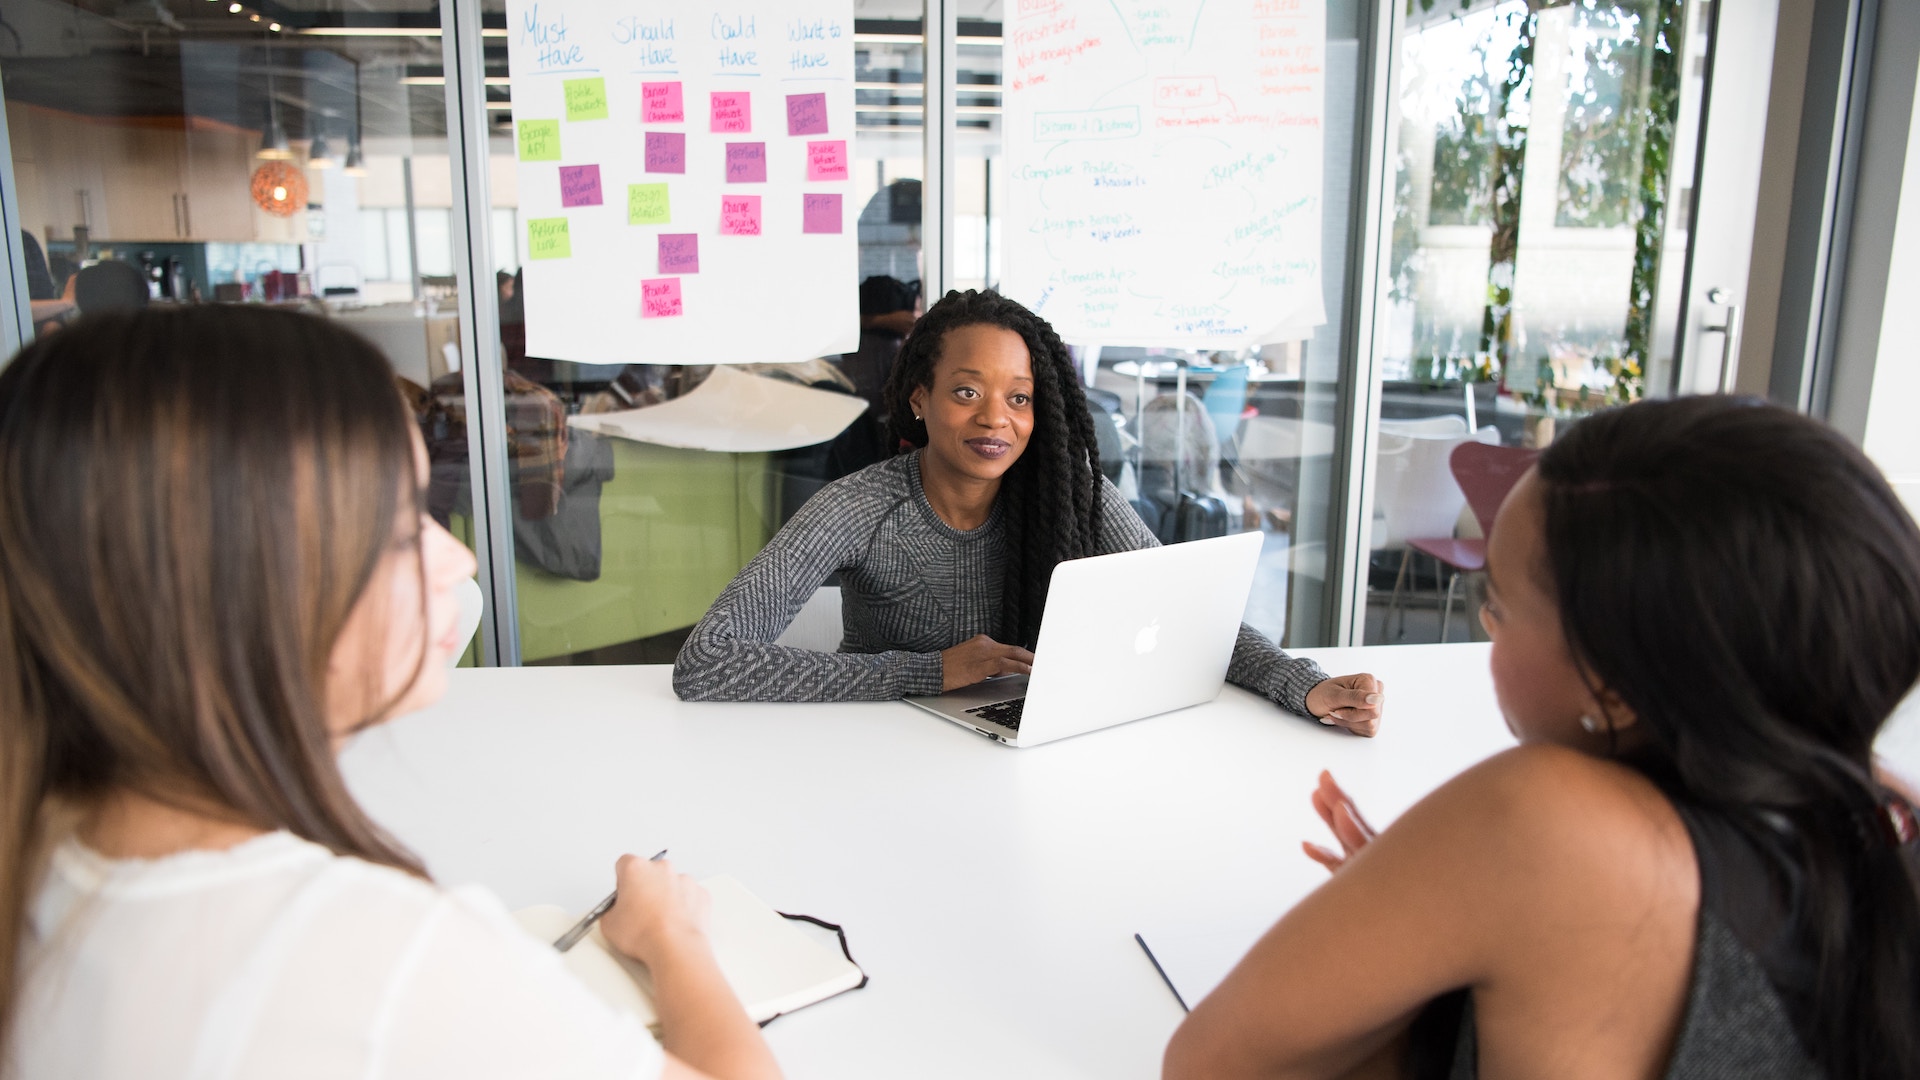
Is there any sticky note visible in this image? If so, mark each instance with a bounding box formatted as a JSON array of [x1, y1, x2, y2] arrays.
[[658, 233, 699, 274], [642, 81, 684, 123], [628, 183, 671, 225], [642, 277, 683, 318], [726, 142, 767, 183], [528, 217, 572, 259], [645, 131, 686, 173], [720, 195, 762, 236], [564, 77, 609, 122], [710, 91, 752, 133], [805, 140, 849, 182], [802, 193, 842, 234], [786, 93, 829, 136], [517, 119, 560, 161], [559, 164, 602, 207]]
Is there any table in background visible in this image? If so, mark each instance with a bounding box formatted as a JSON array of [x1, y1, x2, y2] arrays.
[[338, 644, 1920, 1080]]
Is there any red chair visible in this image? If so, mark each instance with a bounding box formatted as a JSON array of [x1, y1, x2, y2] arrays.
[[1393, 441, 1539, 641]]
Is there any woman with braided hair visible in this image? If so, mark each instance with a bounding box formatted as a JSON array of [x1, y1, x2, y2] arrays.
[[674, 290, 1384, 733]]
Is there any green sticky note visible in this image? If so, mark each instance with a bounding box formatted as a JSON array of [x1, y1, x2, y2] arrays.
[[627, 183, 670, 225], [528, 217, 572, 260], [517, 119, 560, 161], [564, 77, 609, 121]]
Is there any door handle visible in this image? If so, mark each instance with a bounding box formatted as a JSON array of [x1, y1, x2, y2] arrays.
[[180, 193, 191, 238], [1704, 287, 1742, 393]]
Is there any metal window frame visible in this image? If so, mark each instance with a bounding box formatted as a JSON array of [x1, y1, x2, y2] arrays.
[[0, 77, 33, 359], [924, 0, 956, 299]]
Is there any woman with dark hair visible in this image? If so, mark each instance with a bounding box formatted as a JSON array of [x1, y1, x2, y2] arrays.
[[1165, 396, 1920, 1080], [674, 289, 1383, 732], [0, 308, 780, 1080]]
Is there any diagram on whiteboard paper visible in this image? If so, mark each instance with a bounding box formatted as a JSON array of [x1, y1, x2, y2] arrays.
[[505, 0, 857, 366], [1002, 0, 1327, 347]]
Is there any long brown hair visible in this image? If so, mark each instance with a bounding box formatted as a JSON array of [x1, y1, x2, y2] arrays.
[[0, 306, 430, 1051]]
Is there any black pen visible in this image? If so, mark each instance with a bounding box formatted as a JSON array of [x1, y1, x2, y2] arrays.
[[553, 848, 668, 953]]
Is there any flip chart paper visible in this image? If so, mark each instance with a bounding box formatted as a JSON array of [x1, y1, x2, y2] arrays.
[[570, 365, 866, 452], [517, 119, 560, 161], [528, 217, 572, 260], [507, 0, 857, 365], [1003, 1, 1328, 346], [559, 164, 603, 207], [720, 195, 762, 236], [726, 142, 768, 183], [564, 77, 609, 120], [645, 131, 686, 173], [641, 277, 684, 317], [804, 140, 848, 181], [801, 193, 841, 234], [628, 183, 671, 225], [786, 92, 828, 135], [710, 91, 752, 133], [658, 233, 700, 273], [642, 81, 684, 122]]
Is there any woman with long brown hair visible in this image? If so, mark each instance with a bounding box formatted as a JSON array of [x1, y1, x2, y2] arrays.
[[0, 307, 780, 1080]]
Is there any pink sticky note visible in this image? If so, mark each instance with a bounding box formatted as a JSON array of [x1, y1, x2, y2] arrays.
[[710, 91, 752, 133], [558, 164, 603, 207], [786, 92, 828, 136], [805, 140, 849, 182], [641, 81, 684, 123], [720, 194, 762, 236], [641, 277, 683, 318], [725, 142, 767, 183], [645, 131, 686, 174], [802, 192, 842, 234], [658, 233, 700, 274]]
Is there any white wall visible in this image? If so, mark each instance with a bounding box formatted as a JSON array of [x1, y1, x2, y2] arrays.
[[1862, 58, 1920, 518]]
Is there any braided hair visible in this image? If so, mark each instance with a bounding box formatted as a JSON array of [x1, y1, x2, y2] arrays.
[[881, 290, 1102, 648]]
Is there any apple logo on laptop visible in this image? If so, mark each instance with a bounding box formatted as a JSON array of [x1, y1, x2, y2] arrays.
[[1134, 618, 1160, 655]]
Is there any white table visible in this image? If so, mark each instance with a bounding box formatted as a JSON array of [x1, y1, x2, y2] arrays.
[[338, 643, 1920, 1080]]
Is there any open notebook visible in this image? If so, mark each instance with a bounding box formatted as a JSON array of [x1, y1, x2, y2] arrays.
[[515, 875, 864, 1029]]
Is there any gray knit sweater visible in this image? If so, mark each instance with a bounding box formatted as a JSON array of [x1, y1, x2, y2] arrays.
[[672, 451, 1329, 713]]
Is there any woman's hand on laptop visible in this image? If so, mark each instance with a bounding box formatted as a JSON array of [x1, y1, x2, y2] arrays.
[[1305, 674, 1385, 737], [940, 634, 1036, 690]]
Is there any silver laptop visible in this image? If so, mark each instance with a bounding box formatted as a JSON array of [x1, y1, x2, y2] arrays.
[[904, 530, 1264, 748]]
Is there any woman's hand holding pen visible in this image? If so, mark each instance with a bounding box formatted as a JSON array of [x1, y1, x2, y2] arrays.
[[1302, 770, 1377, 873], [940, 634, 1035, 690], [599, 854, 711, 966], [1306, 673, 1385, 737]]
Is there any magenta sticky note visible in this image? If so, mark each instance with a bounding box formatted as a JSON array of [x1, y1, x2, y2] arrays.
[[558, 164, 603, 207], [805, 140, 849, 182], [802, 193, 842, 234], [719, 194, 762, 236], [710, 91, 752, 133], [658, 233, 700, 274], [641, 81, 684, 123], [786, 92, 828, 136], [645, 131, 686, 174], [725, 142, 767, 183], [641, 277, 683, 318]]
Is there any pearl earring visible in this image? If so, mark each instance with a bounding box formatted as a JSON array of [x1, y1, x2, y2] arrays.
[[1580, 715, 1602, 734]]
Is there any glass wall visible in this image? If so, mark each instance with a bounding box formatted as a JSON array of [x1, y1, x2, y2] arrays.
[[477, 0, 927, 664], [2, 0, 482, 635], [958, 0, 1370, 648], [1363, 0, 1703, 644]]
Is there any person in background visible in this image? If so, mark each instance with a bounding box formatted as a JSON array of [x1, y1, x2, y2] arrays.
[[0, 308, 781, 1080], [674, 289, 1384, 733], [1165, 396, 1920, 1080], [837, 274, 921, 413], [71, 259, 149, 315]]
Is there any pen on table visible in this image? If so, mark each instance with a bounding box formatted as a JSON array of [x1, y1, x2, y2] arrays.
[[553, 848, 668, 953]]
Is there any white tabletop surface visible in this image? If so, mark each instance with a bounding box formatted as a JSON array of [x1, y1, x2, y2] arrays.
[[339, 643, 1920, 1080]]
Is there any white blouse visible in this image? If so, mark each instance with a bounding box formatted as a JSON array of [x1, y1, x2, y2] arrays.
[[12, 830, 665, 1080]]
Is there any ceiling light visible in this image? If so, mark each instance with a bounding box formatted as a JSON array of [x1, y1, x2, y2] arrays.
[[268, 21, 279, 30], [249, 12, 260, 20], [228, 3, 241, 12], [307, 133, 335, 168], [342, 139, 367, 177]]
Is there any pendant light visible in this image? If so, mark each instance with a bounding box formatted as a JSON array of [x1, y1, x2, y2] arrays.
[[307, 130, 335, 168]]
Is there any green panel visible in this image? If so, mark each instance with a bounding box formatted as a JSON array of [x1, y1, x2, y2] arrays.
[[511, 442, 776, 662]]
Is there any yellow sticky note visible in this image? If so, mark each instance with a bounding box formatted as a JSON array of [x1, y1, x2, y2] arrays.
[[517, 119, 560, 161], [565, 77, 609, 122], [628, 183, 670, 225], [528, 217, 572, 260]]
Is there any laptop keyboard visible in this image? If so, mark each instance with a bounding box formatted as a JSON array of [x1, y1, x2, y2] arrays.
[[965, 698, 1025, 731]]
